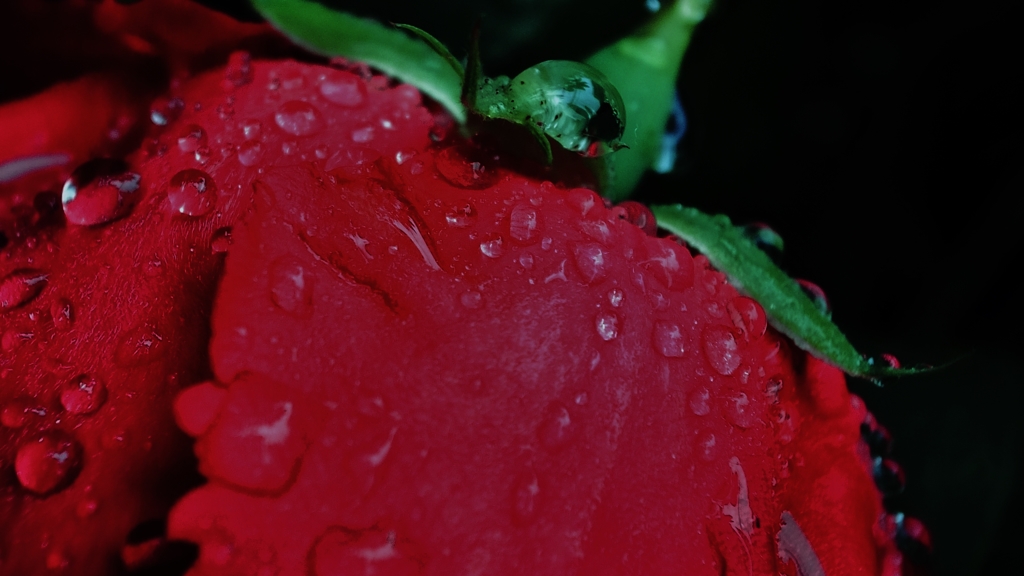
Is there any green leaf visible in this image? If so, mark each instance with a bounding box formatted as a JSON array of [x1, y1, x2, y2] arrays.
[[586, 0, 713, 200], [652, 204, 929, 382], [251, 0, 465, 122]]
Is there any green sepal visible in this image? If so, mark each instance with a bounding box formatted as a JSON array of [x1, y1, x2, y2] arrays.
[[652, 204, 932, 383], [392, 23, 465, 82], [462, 23, 483, 111], [586, 0, 713, 200], [251, 0, 465, 122]]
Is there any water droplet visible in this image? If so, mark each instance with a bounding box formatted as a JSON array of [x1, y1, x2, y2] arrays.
[[1, 397, 46, 428], [144, 258, 164, 277], [241, 119, 262, 140], [195, 146, 212, 165], [595, 312, 620, 341], [509, 204, 540, 243], [574, 391, 589, 406], [480, 236, 504, 259], [149, 97, 184, 126], [727, 296, 767, 342], [15, 431, 83, 494], [512, 469, 541, 524], [45, 551, 70, 571], [268, 256, 313, 314], [76, 498, 99, 518], [607, 288, 624, 307], [211, 227, 233, 254], [115, 323, 166, 366], [538, 403, 572, 450], [895, 515, 932, 562], [445, 203, 476, 228], [541, 237, 553, 250], [1, 269, 47, 312], [237, 139, 263, 166], [688, 387, 712, 416], [216, 102, 235, 120], [167, 169, 218, 217], [274, 100, 323, 136], [653, 321, 686, 358], [176, 124, 207, 153], [60, 374, 107, 415], [797, 279, 830, 317], [1, 329, 32, 352], [351, 125, 375, 143], [394, 149, 416, 165], [318, 70, 367, 107], [724, 391, 757, 428], [435, 145, 498, 189], [695, 431, 717, 461], [611, 201, 657, 236], [460, 290, 482, 309], [742, 223, 784, 263], [224, 51, 253, 88], [860, 412, 893, 457], [311, 528, 419, 576], [878, 353, 901, 369], [61, 158, 141, 226], [281, 140, 298, 155], [518, 253, 535, 270], [572, 243, 608, 284], [703, 326, 741, 375], [873, 457, 906, 496]]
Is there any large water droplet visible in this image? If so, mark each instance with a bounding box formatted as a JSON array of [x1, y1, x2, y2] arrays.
[[727, 296, 767, 342], [703, 326, 741, 375], [688, 387, 712, 416], [274, 100, 323, 136], [167, 168, 218, 217], [511, 469, 541, 524], [223, 51, 254, 88], [595, 312, 620, 341], [318, 70, 367, 107], [653, 321, 686, 358], [572, 243, 608, 284], [1, 269, 47, 312], [268, 256, 313, 314], [237, 139, 263, 166], [538, 403, 572, 450], [15, 431, 83, 495], [724, 391, 757, 428], [176, 124, 208, 153], [62, 158, 141, 226], [479, 236, 504, 259], [509, 204, 540, 243], [60, 374, 107, 415]]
